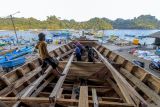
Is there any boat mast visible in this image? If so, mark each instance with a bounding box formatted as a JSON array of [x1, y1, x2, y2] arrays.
[[9, 11, 20, 44]]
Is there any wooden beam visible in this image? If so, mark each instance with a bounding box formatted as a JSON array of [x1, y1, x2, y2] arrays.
[[53, 50, 59, 57], [12, 49, 73, 106], [106, 78, 127, 103], [57, 49, 74, 60], [12, 65, 53, 107], [93, 48, 148, 106], [120, 68, 160, 106], [21, 67, 52, 97], [31, 76, 55, 97], [92, 88, 99, 107], [64, 45, 70, 51], [49, 54, 74, 101], [0, 97, 134, 107], [18, 97, 134, 107], [78, 86, 89, 107], [59, 47, 65, 54], [57, 88, 63, 99], [0, 76, 18, 96]]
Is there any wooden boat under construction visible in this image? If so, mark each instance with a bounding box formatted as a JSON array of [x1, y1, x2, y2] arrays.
[[0, 40, 160, 107]]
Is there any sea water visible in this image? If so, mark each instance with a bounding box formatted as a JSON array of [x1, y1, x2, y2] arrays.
[[0, 29, 159, 45], [104, 29, 160, 44]]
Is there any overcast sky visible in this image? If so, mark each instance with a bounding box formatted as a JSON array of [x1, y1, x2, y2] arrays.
[[0, 0, 160, 21]]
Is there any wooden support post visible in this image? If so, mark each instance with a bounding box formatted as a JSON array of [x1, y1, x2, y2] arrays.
[[28, 62, 36, 71], [49, 54, 74, 102], [92, 88, 99, 107], [100, 48, 105, 54], [68, 43, 73, 49], [59, 47, 65, 54], [96, 45, 101, 50], [78, 86, 89, 107], [1, 76, 18, 96], [64, 45, 70, 51], [106, 51, 112, 58], [130, 66, 138, 73], [113, 55, 118, 62], [53, 50, 58, 57], [140, 73, 150, 82], [120, 68, 160, 106], [93, 48, 148, 106], [1, 76, 11, 86], [16, 68, 25, 76], [121, 60, 128, 68]]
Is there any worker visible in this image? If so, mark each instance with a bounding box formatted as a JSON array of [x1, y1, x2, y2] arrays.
[[75, 45, 82, 61], [85, 46, 95, 62], [35, 33, 64, 76], [76, 41, 85, 55]]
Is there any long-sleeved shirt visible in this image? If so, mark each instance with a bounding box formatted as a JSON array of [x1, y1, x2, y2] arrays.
[[35, 41, 50, 59], [75, 47, 81, 56]]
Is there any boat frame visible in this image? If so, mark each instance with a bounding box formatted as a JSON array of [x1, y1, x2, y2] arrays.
[[0, 40, 159, 107]]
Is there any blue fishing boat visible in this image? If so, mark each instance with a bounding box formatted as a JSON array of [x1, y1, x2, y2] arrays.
[[124, 34, 135, 37], [0, 57, 26, 68], [51, 31, 71, 37], [0, 46, 32, 63]]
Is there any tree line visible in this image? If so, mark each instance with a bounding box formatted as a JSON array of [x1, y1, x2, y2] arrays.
[[0, 15, 159, 30]]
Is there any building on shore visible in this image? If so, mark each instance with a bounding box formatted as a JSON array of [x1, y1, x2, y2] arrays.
[[149, 31, 160, 46]]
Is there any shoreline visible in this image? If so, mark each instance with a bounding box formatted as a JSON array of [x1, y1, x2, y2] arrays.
[[103, 43, 160, 78]]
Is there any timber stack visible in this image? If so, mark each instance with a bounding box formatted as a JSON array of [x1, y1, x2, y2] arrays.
[[0, 40, 160, 107]]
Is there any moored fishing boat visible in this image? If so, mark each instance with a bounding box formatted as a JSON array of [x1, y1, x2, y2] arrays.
[[125, 34, 136, 37], [0, 57, 26, 70], [0, 40, 159, 107]]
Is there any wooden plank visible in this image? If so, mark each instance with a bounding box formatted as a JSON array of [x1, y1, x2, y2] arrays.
[[0, 50, 73, 95], [106, 78, 126, 102], [31, 76, 55, 97], [120, 68, 160, 106], [57, 49, 74, 60], [93, 48, 148, 106], [0, 76, 18, 96], [49, 54, 74, 100], [0, 97, 134, 107], [91, 88, 99, 107], [78, 86, 89, 107], [57, 88, 63, 99], [12, 66, 53, 107], [22, 67, 52, 97]]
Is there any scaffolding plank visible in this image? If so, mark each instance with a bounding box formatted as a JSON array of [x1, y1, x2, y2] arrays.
[[49, 54, 74, 100], [78, 86, 89, 107]]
